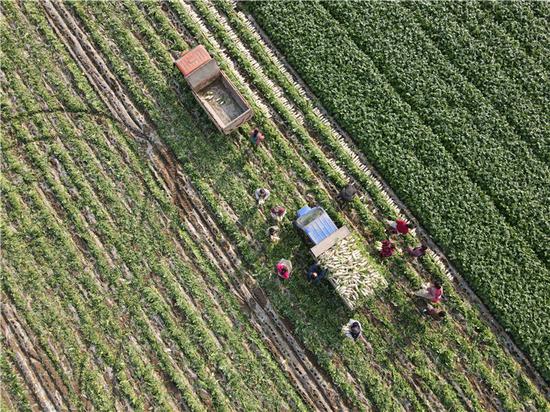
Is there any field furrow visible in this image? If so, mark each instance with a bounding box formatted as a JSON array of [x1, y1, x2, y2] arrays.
[[3, 0, 549, 410]]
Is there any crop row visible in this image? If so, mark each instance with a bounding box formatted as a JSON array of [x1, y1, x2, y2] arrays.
[[0, 346, 34, 412], [405, 0, 549, 158], [478, 1, 550, 66], [245, 0, 550, 382], [1, 4, 310, 408], [321, 1, 550, 264]]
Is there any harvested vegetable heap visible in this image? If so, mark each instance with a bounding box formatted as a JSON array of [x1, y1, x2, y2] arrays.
[[318, 235, 387, 309]]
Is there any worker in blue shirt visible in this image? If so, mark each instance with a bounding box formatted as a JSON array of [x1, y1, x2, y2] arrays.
[[307, 263, 328, 284]]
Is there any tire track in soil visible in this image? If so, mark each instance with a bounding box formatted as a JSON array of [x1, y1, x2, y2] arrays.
[[37, 0, 349, 410]]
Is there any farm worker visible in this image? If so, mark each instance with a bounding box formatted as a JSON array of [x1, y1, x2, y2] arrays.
[[379, 239, 395, 258], [423, 304, 446, 321], [337, 183, 357, 202], [306, 263, 328, 284], [270, 206, 287, 222], [342, 319, 362, 342], [406, 244, 427, 258], [255, 188, 270, 206], [386, 218, 413, 235], [266, 226, 280, 243], [276, 259, 292, 280], [250, 128, 265, 147], [413, 281, 443, 304]]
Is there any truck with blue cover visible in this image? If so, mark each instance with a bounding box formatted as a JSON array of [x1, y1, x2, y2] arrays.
[[295, 206, 387, 309]]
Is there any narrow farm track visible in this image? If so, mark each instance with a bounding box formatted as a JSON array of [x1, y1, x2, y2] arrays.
[[30, 0, 351, 409], [3, 0, 549, 410]]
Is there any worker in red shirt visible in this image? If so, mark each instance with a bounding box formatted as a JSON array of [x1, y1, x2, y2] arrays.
[[270, 206, 287, 222], [276, 259, 292, 280], [413, 281, 443, 304], [386, 218, 413, 235], [379, 239, 395, 258]]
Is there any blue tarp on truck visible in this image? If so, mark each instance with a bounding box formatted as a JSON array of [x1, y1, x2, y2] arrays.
[[295, 206, 338, 245]]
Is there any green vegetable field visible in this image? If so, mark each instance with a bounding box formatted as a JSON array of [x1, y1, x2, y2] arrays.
[[1, 0, 549, 410]]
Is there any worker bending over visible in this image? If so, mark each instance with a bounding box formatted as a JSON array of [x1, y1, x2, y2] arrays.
[[255, 188, 270, 206], [413, 281, 443, 304], [342, 319, 362, 342], [379, 239, 395, 258], [386, 218, 413, 235], [406, 244, 427, 258], [270, 206, 286, 222], [306, 263, 328, 284], [337, 183, 357, 202], [250, 128, 265, 147], [266, 226, 280, 243], [276, 259, 292, 280]]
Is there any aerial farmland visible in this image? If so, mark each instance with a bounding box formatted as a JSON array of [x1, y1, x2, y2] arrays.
[[1, 1, 549, 411]]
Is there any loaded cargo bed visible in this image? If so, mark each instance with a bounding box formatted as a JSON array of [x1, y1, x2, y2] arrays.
[[176, 45, 253, 134], [197, 76, 250, 126]]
